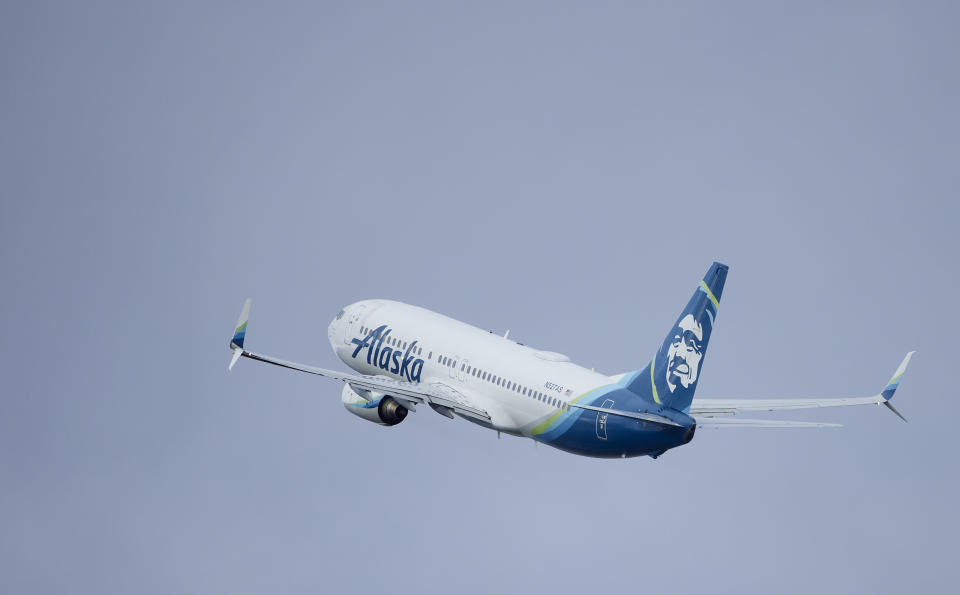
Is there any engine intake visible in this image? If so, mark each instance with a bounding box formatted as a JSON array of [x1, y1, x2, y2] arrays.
[[341, 384, 408, 426], [377, 396, 408, 426]]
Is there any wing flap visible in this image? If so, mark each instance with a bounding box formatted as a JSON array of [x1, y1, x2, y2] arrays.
[[696, 417, 842, 428], [690, 395, 884, 415]]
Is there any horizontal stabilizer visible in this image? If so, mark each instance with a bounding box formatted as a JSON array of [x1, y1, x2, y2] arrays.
[[568, 403, 682, 427]]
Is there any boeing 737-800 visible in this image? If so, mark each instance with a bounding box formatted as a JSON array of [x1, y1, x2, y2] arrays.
[[227, 262, 912, 459]]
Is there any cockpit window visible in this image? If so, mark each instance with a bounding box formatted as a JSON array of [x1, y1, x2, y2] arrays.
[[336, 309, 345, 320]]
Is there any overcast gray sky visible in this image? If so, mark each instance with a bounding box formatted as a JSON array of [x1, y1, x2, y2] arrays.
[[2, 2, 958, 593]]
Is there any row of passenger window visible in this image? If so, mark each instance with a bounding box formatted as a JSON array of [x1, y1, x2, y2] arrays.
[[434, 354, 568, 411], [359, 326, 424, 357], [358, 324, 567, 411]]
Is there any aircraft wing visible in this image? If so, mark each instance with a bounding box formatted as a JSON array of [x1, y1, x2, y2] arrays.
[[227, 299, 491, 424], [689, 352, 914, 424], [695, 418, 842, 428]]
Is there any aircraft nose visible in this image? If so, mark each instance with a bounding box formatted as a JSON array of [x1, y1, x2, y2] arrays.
[[329, 306, 347, 344]]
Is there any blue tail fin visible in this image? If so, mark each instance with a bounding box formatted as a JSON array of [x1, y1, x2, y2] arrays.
[[626, 262, 728, 412]]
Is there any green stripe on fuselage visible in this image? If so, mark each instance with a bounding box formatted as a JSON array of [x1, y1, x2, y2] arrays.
[[530, 388, 600, 436]]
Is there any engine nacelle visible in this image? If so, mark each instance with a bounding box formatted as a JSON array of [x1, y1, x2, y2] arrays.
[[341, 384, 408, 426]]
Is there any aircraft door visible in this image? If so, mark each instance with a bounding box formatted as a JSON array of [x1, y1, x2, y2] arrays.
[[596, 398, 615, 440], [449, 355, 461, 380], [343, 304, 367, 344]]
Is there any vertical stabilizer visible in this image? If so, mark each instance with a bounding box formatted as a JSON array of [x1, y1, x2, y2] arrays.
[[626, 262, 728, 412]]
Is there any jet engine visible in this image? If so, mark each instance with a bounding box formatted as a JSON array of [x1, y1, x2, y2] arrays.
[[341, 384, 408, 426]]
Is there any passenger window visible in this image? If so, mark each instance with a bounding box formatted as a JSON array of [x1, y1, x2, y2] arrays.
[[428, 352, 432, 360]]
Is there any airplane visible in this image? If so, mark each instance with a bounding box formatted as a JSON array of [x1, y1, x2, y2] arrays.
[[227, 262, 913, 459]]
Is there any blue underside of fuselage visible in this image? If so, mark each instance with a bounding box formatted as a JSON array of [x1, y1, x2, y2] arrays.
[[533, 387, 695, 459]]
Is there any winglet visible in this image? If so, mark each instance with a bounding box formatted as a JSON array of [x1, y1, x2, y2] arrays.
[[230, 299, 251, 350], [880, 351, 914, 423], [881, 351, 914, 401], [228, 299, 251, 370]]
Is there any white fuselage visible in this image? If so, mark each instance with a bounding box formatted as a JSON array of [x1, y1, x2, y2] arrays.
[[327, 299, 612, 435]]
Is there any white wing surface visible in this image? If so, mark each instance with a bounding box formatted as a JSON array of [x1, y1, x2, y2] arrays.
[[696, 418, 842, 428], [690, 352, 914, 425]]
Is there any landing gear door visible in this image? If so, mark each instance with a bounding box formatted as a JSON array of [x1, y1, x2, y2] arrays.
[[344, 304, 367, 344]]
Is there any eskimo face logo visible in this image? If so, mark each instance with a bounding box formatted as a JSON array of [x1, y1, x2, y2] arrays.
[[350, 325, 423, 383], [665, 314, 703, 392]]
